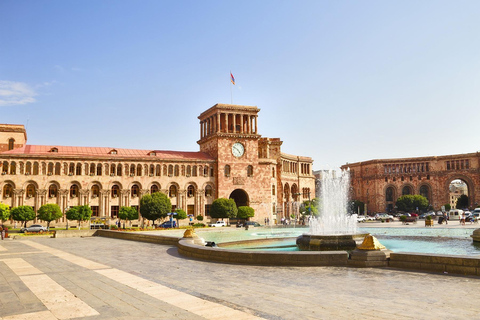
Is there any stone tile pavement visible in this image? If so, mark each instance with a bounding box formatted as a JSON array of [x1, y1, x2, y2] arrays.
[[0, 236, 479, 319]]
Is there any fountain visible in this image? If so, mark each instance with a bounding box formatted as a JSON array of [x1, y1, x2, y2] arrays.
[[296, 169, 368, 251]]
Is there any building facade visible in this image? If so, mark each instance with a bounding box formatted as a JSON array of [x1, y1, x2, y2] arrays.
[[0, 103, 315, 226], [342, 153, 480, 213]]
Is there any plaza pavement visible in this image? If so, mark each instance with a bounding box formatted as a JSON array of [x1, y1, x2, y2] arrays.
[[0, 224, 479, 320]]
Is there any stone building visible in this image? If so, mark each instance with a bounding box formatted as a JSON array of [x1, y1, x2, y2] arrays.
[[342, 153, 480, 213], [0, 103, 315, 226]]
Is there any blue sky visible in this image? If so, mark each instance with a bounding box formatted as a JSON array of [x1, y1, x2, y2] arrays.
[[2, 1, 480, 169]]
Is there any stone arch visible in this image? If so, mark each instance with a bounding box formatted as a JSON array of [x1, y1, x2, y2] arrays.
[[229, 189, 249, 207], [87, 181, 104, 190], [401, 183, 415, 196], [0, 180, 16, 190], [148, 182, 161, 194], [127, 181, 143, 190], [22, 180, 39, 190], [445, 174, 475, 208], [108, 181, 124, 190]]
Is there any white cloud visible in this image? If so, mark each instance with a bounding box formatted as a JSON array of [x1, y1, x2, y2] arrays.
[[0, 80, 37, 106]]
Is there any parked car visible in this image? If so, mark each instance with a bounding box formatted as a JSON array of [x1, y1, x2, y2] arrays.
[[365, 215, 375, 221], [357, 215, 366, 223], [209, 221, 227, 227], [159, 221, 176, 228], [21, 224, 47, 233], [244, 221, 261, 227], [374, 213, 394, 221]]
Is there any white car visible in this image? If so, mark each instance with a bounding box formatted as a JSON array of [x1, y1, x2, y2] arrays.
[[356, 215, 366, 223], [209, 221, 227, 227], [374, 213, 394, 221]]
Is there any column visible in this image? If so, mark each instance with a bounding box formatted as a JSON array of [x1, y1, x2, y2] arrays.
[[254, 116, 258, 134], [226, 113, 229, 133], [216, 113, 220, 133]]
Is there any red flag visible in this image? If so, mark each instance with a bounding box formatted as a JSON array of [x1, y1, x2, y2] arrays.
[[230, 72, 235, 85]]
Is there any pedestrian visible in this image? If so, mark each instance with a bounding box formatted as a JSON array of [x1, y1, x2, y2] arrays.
[[461, 212, 466, 225]]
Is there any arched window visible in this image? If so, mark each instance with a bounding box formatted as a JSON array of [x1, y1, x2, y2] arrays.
[[284, 183, 290, 200], [192, 166, 197, 177], [91, 185, 100, 198], [25, 162, 32, 174], [291, 184, 298, 201], [386, 187, 394, 202], [174, 165, 179, 177], [150, 185, 159, 194], [149, 165, 154, 176], [131, 184, 139, 197], [69, 163, 75, 175], [247, 165, 253, 177], [136, 164, 142, 176], [117, 164, 122, 176], [420, 185, 429, 201], [54, 163, 60, 175], [169, 185, 177, 197], [8, 138, 14, 150], [26, 184, 35, 197], [187, 185, 195, 197], [76, 163, 82, 175], [186, 165, 191, 176], [402, 186, 412, 196], [155, 165, 161, 176], [224, 165, 231, 177], [203, 166, 208, 176], [70, 184, 79, 197], [3, 184, 13, 197], [1, 161, 8, 174], [97, 164, 102, 176], [48, 185, 58, 198], [111, 185, 120, 197], [181, 165, 185, 176], [33, 162, 39, 175], [10, 161, 16, 174], [168, 165, 173, 176], [130, 164, 135, 176], [110, 164, 116, 176], [205, 185, 213, 197], [89, 163, 95, 175]]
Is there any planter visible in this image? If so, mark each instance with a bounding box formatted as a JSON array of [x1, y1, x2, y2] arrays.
[[425, 219, 434, 227]]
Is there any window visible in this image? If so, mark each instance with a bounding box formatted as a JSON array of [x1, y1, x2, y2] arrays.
[[402, 186, 411, 196], [205, 204, 212, 216], [69, 163, 75, 175], [187, 165, 191, 176], [70, 184, 79, 197], [91, 185, 100, 198], [8, 138, 14, 150], [55, 163, 61, 175], [174, 165, 179, 177], [130, 164, 135, 176], [224, 165, 231, 177], [168, 165, 173, 176], [111, 185, 119, 197], [111, 206, 119, 218], [155, 165, 161, 176], [150, 185, 159, 194], [2, 161, 8, 174], [3, 184, 13, 197], [76, 163, 82, 175], [247, 165, 253, 177], [117, 164, 122, 176], [91, 206, 99, 217], [136, 164, 142, 176], [169, 185, 177, 197], [149, 165, 154, 176], [131, 184, 139, 197], [48, 185, 58, 198], [192, 166, 197, 177], [272, 185, 276, 196], [96, 164, 102, 176], [27, 185, 36, 197], [187, 185, 195, 197], [386, 187, 394, 202], [205, 185, 213, 197]]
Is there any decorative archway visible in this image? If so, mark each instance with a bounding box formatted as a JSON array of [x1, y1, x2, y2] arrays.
[[229, 189, 249, 208]]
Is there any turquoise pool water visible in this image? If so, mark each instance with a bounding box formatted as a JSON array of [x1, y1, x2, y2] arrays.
[[192, 227, 480, 256]]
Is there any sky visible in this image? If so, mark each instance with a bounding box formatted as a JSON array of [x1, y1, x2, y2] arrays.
[[1, 1, 480, 170]]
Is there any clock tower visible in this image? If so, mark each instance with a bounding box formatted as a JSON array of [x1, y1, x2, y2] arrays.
[[198, 103, 272, 217]]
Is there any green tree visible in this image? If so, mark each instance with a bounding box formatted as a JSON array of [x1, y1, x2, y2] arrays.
[[66, 205, 92, 229], [0, 203, 11, 225], [237, 206, 255, 220], [395, 195, 429, 212], [456, 194, 469, 209], [210, 198, 237, 219], [443, 203, 451, 211], [37, 204, 63, 230], [174, 208, 187, 226], [300, 198, 319, 217], [140, 192, 172, 226], [119, 206, 139, 228], [11, 206, 36, 228]]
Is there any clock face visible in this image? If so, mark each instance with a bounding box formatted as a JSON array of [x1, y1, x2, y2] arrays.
[[232, 142, 245, 157]]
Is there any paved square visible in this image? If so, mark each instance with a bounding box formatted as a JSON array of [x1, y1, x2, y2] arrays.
[[0, 236, 479, 319]]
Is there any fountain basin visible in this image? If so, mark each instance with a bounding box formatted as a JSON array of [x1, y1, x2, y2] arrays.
[[296, 233, 369, 251]]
